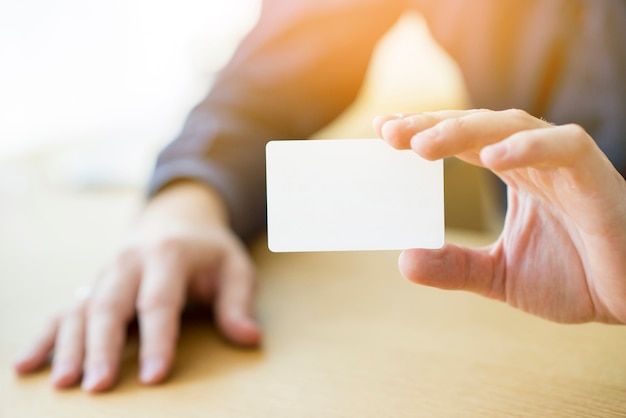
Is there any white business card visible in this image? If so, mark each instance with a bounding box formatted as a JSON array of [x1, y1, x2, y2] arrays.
[[265, 139, 444, 252]]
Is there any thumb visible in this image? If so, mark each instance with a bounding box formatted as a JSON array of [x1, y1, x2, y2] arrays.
[[399, 244, 501, 300]]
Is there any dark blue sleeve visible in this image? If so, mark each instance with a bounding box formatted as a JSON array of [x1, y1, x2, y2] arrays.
[[148, 0, 406, 240], [421, 0, 626, 175]]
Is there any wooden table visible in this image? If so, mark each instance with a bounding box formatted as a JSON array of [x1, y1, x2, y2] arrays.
[[1, 159, 625, 417]]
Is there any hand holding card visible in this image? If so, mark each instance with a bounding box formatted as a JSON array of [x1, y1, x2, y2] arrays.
[[266, 139, 444, 252]]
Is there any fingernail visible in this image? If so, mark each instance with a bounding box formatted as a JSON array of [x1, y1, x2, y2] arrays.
[[380, 119, 403, 139], [140, 358, 165, 384], [82, 364, 109, 392]]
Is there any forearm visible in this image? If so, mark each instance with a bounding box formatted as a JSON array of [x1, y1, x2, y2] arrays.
[[149, 0, 406, 240]]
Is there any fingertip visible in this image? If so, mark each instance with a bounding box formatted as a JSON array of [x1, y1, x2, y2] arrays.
[[215, 253, 262, 346], [236, 318, 263, 346], [140, 358, 169, 385], [13, 351, 46, 375], [400, 244, 499, 297], [398, 248, 428, 283], [409, 127, 444, 161], [372, 114, 399, 138], [14, 322, 58, 375], [398, 246, 461, 289], [219, 311, 262, 347], [13, 359, 35, 375], [51, 363, 82, 388], [81, 364, 115, 393], [380, 120, 409, 150]]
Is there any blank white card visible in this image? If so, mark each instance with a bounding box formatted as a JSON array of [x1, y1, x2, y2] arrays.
[[266, 139, 444, 252]]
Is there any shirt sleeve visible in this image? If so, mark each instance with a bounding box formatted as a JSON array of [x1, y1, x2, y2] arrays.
[[148, 0, 406, 240], [420, 0, 626, 175]]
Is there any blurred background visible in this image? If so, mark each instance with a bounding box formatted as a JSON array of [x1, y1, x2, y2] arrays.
[[0, 0, 262, 187], [0, 1, 463, 182], [0, 0, 499, 229]]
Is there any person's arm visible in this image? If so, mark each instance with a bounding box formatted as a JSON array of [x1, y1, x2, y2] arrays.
[[150, 0, 407, 240]]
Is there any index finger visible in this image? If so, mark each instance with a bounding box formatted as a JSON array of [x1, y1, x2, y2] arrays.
[[374, 109, 487, 150], [378, 109, 552, 164]]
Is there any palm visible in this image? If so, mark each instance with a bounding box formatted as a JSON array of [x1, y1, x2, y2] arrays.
[[492, 170, 594, 322], [457, 143, 626, 323]]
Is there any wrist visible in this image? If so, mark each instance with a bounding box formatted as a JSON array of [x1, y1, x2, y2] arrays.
[[145, 180, 230, 228]]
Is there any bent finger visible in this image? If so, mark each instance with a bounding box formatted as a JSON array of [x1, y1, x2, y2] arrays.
[[215, 245, 261, 347], [481, 123, 601, 174], [481, 123, 626, 234]]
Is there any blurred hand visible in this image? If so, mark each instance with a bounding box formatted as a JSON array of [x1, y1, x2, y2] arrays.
[[14, 181, 261, 392], [375, 109, 626, 323]]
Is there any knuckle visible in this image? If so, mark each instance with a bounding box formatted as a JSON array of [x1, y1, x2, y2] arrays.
[[110, 247, 140, 273], [136, 291, 181, 315], [505, 108, 538, 126], [231, 257, 257, 284], [421, 113, 444, 127], [504, 108, 530, 121], [83, 347, 112, 366], [60, 302, 86, 321], [146, 237, 186, 261], [439, 116, 464, 132], [563, 123, 593, 152], [87, 294, 124, 318], [564, 123, 587, 138]]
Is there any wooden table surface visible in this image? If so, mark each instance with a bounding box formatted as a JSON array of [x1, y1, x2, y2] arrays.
[[1, 159, 625, 417]]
